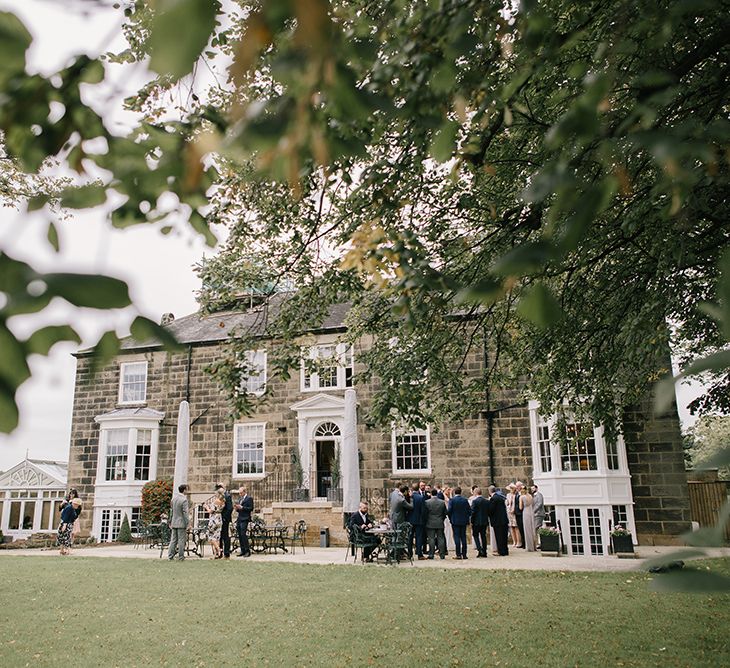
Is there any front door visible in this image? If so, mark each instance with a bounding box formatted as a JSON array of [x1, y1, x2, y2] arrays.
[[315, 439, 335, 498]]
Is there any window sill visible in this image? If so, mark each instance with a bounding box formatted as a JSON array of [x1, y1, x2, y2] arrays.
[[94, 480, 149, 486], [300, 386, 346, 393], [116, 401, 148, 408], [390, 470, 431, 478], [231, 474, 266, 480]]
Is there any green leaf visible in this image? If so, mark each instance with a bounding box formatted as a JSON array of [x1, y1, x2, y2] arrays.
[[0, 381, 20, 433], [88, 330, 121, 377], [60, 184, 107, 209], [189, 210, 217, 247], [47, 221, 60, 252], [696, 445, 730, 470], [649, 569, 730, 593], [25, 325, 81, 356], [44, 273, 131, 309], [654, 349, 730, 414], [492, 240, 553, 276], [653, 373, 678, 415], [0, 323, 31, 386], [429, 120, 459, 162], [78, 59, 104, 84], [27, 195, 49, 212], [718, 248, 730, 340], [149, 0, 221, 79], [517, 283, 564, 328], [430, 62, 457, 95], [642, 548, 705, 570], [455, 278, 503, 304], [130, 316, 183, 352], [0, 12, 32, 82]]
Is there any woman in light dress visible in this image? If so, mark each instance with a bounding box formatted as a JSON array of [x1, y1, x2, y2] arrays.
[[519, 488, 536, 552], [506, 483, 522, 547], [206, 495, 225, 559], [442, 486, 455, 553]]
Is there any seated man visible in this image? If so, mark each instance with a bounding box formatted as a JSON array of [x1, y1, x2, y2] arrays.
[[349, 501, 380, 562]]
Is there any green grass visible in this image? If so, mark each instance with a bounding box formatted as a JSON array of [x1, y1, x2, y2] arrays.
[[1, 557, 728, 667]]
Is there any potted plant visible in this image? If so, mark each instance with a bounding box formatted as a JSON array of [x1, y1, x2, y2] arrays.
[[327, 446, 343, 504], [538, 526, 561, 555], [291, 449, 309, 502], [611, 524, 634, 555]]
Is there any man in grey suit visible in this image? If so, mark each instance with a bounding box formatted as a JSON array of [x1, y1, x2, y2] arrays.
[[424, 491, 447, 559], [168, 484, 190, 561], [389, 485, 413, 528], [532, 484, 545, 529]]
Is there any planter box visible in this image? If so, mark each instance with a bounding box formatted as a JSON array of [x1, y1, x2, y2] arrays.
[[539, 533, 561, 556], [291, 488, 310, 502], [326, 488, 343, 504], [611, 534, 635, 555]]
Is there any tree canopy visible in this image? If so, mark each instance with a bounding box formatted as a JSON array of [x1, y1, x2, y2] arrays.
[[0, 0, 728, 437]]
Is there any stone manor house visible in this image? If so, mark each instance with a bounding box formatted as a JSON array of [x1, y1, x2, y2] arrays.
[[66, 302, 691, 552]]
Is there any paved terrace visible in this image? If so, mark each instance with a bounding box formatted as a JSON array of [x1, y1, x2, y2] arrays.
[[1, 544, 728, 572]]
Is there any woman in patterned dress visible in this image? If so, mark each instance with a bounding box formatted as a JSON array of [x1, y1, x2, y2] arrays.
[[206, 495, 225, 559], [506, 483, 521, 547]]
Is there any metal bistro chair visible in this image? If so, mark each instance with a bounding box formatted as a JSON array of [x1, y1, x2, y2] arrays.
[[154, 523, 171, 559], [345, 524, 377, 563], [249, 517, 268, 553], [290, 520, 307, 555], [387, 522, 414, 565]]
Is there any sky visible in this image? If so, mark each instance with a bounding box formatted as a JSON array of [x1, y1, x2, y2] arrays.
[[0, 0, 706, 471], [0, 0, 212, 470]]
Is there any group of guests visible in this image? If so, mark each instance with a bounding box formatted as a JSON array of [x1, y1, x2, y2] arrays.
[[57, 488, 82, 555], [350, 480, 545, 561], [167, 483, 254, 561]]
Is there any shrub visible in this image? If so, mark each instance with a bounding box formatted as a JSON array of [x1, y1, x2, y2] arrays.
[[117, 514, 133, 543], [141, 478, 174, 525], [538, 526, 560, 537]]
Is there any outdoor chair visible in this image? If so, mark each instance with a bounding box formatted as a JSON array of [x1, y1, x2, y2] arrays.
[[290, 520, 307, 554], [387, 522, 414, 565], [154, 523, 171, 558], [345, 524, 378, 563]]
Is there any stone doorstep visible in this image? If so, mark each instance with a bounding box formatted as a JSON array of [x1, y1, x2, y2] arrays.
[[540, 551, 561, 557], [616, 551, 639, 559]]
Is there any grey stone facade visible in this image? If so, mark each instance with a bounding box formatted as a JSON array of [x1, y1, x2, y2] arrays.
[[67, 310, 691, 546]]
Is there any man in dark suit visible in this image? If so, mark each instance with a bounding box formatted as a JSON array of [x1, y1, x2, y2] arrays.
[[447, 486, 471, 559], [424, 490, 447, 559], [389, 485, 413, 528], [349, 501, 379, 561], [234, 486, 254, 557], [470, 487, 490, 558], [406, 482, 426, 560], [487, 485, 509, 556], [216, 483, 233, 559]]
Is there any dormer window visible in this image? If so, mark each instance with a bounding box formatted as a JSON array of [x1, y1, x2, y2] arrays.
[[119, 361, 147, 404], [301, 343, 354, 391]]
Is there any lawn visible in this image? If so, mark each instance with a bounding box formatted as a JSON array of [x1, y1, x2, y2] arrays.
[[0, 556, 728, 667]]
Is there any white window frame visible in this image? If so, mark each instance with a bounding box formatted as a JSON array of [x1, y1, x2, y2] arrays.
[[95, 424, 160, 486], [118, 361, 148, 405], [391, 425, 431, 475], [232, 422, 266, 480], [301, 343, 354, 392], [239, 349, 267, 396], [528, 402, 629, 476]]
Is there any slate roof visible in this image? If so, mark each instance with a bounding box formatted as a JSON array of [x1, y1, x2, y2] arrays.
[[76, 298, 351, 355]]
